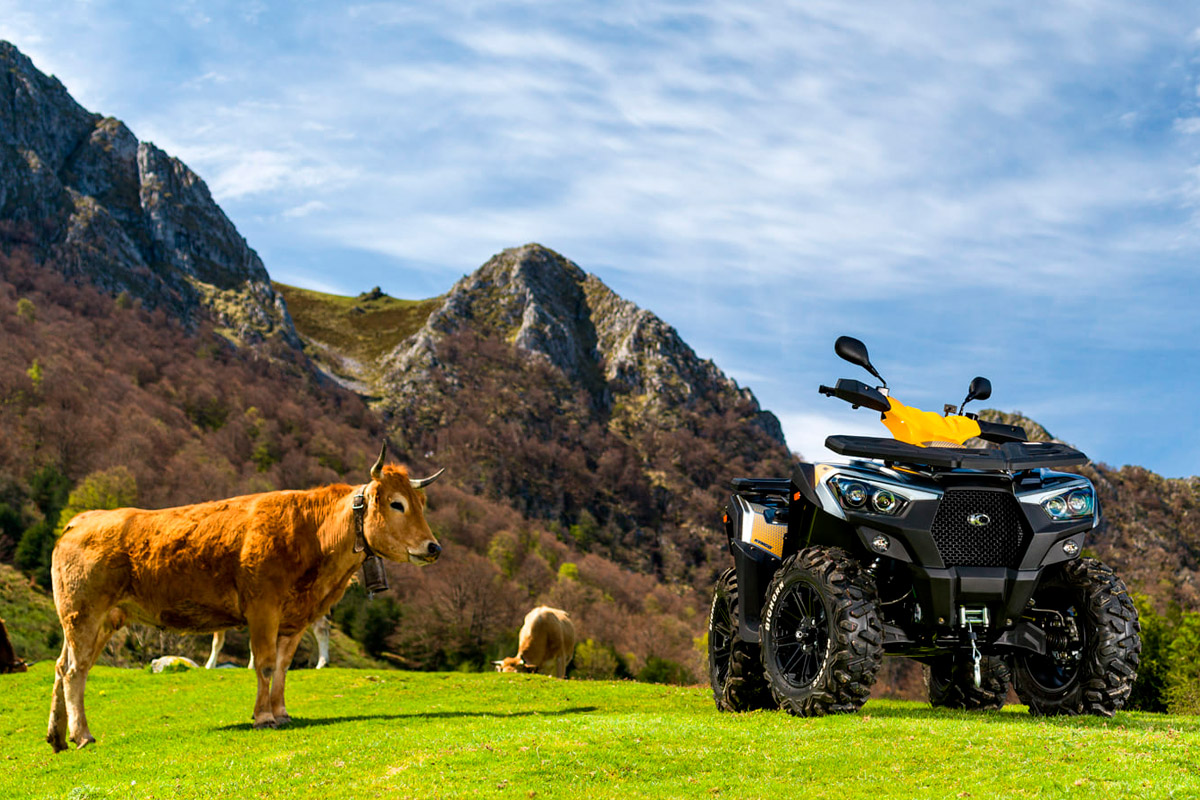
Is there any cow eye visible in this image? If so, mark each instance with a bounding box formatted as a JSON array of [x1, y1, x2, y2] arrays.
[[390, 500, 407, 513]]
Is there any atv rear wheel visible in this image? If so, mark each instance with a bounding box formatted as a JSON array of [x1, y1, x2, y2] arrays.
[[927, 655, 1010, 710], [760, 546, 882, 716], [708, 568, 774, 712], [1011, 557, 1140, 717]]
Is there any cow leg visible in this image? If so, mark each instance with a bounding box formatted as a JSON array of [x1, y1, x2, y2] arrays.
[[61, 608, 118, 749], [206, 631, 225, 669], [247, 612, 281, 728], [313, 617, 331, 669], [268, 631, 305, 724], [46, 643, 69, 752]]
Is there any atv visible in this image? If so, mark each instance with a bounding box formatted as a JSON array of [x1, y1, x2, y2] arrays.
[[708, 336, 1141, 717]]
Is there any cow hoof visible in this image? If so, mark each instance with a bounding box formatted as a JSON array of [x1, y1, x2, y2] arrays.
[[252, 717, 279, 729], [47, 732, 68, 753], [73, 734, 96, 750], [273, 713, 292, 726]]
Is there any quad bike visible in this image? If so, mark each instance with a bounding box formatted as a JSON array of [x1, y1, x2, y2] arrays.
[[708, 336, 1141, 717]]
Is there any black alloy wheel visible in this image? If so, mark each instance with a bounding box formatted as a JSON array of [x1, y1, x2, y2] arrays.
[[771, 581, 830, 688], [761, 546, 883, 716]]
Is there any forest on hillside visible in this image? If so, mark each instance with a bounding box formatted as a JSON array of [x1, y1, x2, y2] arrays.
[[0, 241, 716, 684]]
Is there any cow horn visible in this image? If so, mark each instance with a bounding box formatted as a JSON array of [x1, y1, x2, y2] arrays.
[[410, 468, 445, 489], [370, 443, 387, 482]]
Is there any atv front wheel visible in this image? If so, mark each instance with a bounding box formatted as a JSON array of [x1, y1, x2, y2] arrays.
[[708, 568, 774, 711], [760, 546, 882, 716], [927, 655, 1010, 710], [1011, 557, 1140, 717]]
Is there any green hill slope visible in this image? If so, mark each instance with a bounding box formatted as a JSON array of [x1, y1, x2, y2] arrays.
[[0, 562, 59, 664], [273, 282, 441, 391], [5, 665, 1198, 799]]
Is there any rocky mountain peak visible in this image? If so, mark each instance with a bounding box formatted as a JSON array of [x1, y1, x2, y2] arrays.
[[383, 243, 786, 448], [0, 42, 97, 175], [0, 41, 296, 349]]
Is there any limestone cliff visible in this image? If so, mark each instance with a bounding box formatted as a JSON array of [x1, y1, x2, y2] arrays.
[[0, 41, 297, 348]]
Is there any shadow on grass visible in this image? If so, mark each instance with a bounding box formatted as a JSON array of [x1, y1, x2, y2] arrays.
[[862, 702, 1200, 733], [215, 706, 600, 732]]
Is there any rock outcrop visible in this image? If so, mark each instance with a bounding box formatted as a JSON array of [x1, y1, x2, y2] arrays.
[[382, 243, 786, 447], [0, 41, 297, 348]]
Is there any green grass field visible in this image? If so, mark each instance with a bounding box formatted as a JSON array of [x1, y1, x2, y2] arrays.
[[2, 663, 1198, 799]]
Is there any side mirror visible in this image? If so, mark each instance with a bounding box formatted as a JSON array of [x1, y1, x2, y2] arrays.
[[834, 336, 886, 387], [967, 376, 992, 403], [960, 376, 992, 413]]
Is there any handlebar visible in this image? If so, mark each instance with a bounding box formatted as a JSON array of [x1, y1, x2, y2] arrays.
[[818, 378, 891, 413]]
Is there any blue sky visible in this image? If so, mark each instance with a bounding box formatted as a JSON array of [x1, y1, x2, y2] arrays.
[[4, 1, 1200, 477]]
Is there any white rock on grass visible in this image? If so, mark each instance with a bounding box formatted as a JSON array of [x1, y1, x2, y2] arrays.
[[150, 655, 200, 673]]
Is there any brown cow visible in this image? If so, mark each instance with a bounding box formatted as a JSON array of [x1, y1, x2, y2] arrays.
[[46, 446, 441, 752], [494, 606, 575, 678], [1, 617, 28, 674]]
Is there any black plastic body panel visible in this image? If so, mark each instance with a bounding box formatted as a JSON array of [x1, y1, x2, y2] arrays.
[[976, 419, 1028, 443], [731, 539, 779, 643]]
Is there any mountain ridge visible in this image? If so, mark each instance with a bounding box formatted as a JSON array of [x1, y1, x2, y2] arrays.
[[380, 243, 786, 449], [0, 41, 297, 349]]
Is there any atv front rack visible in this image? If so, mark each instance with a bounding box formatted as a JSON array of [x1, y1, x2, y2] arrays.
[[824, 435, 1088, 471]]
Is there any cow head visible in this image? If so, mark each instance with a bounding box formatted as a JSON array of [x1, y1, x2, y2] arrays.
[[363, 444, 443, 566], [493, 657, 535, 673]]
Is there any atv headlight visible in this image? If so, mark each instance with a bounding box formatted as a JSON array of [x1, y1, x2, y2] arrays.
[[1041, 485, 1094, 521], [829, 476, 909, 517]]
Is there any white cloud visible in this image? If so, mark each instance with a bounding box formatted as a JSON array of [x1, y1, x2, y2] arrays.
[[775, 411, 884, 464], [5, 0, 1200, 475], [280, 200, 329, 219]]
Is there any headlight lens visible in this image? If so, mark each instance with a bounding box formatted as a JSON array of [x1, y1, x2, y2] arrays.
[[843, 482, 868, 507], [829, 476, 909, 517], [1041, 485, 1095, 520]]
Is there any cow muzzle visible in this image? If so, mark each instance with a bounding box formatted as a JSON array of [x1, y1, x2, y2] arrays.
[[407, 540, 441, 565]]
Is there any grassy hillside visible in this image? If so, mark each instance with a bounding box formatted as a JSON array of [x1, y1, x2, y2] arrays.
[[0, 562, 59, 663], [273, 282, 441, 390], [4, 664, 1198, 799]]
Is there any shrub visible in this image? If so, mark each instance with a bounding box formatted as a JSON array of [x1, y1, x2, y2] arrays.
[[1166, 610, 1200, 714], [55, 466, 138, 535], [637, 655, 694, 686], [573, 637, 626, 679], [15, 520, 55, 589], [1128, 594, 1170, 713]]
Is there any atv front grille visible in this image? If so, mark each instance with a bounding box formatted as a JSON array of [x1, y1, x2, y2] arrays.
[[930, 489, 1031, 568]]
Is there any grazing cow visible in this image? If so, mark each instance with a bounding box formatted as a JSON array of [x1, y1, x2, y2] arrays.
[[494, 606, 575, 678], [46, 446, 442, 752], [206, 616, 332, 670]]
